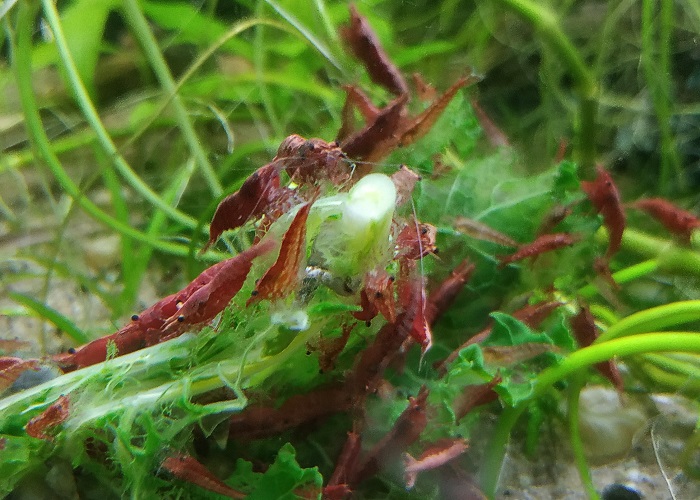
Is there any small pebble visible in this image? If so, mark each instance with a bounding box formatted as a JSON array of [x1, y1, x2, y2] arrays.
[[602, 483, 642, 500]]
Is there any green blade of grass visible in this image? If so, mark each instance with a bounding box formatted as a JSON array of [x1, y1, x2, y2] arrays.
[[263, 0, 343, 72], [12, 1, 223, 262], [124, 17, 291, 150], [8, 291, 89, 344], [599, 300, 700, 342], [121, 0, 223, 198], [39, 0, 201, 230], [5, 255, 118, 310]]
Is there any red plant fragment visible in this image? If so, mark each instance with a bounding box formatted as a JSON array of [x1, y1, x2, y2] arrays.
[[403, 438, 469, 489], [581, 166, 625, 258], [161, 453, 245, 499], [630, 197, 700, 243], [341, 4, 409, 97], [395, 222, 438, 260], [351, 387, 429, 485], [248, 203, 311, 305], [398, 76, 476, 148], [204, 163, 282, 252], [25, 395, 70, 440], [425, 259, 475, 326], [453, 374, 502, 423], [471, 99, 509, 148], [0, 358, 40, 392], [498, 232, 578, 267], [391, 165, 421, 207], [570, 305, 623, 392]]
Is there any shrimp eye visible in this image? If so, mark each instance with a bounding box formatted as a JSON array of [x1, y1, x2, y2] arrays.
[[421, 227, 428, 235], [389, 275, 396, 282], [177, 315, 185, 322], [250, 290, 259, 296], [365, 321, 372, 327], [131, 314, 140, 321], [433, 247, 440, 254], [68, 347, 76, 354]]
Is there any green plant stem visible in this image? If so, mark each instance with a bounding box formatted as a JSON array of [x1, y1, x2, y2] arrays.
[[633, 359, 700, 393], [567, 373, 599, 500], [490, 0, 598, 173], [595, 227, 700, 277], [254, 1, 282, 136], [641, 0, 683, 192], [263, 0, 342, 71], [125, 18, 290, 151], [641, 353, 700, 379], [599, 300, 700, 342], [8, 291, 89, 344], [1, 128, 118, 174], [480, 332, 700, 497], [578, 259, 659, 298], [120, 0, 223, 198], [13, 2, 201, 260], [39, 0, 199, 230], [13, 3, 231, 261]]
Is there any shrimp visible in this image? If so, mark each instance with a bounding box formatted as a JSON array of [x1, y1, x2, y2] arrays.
[[353, 269, 397, 324], [454, 216, 518, 247], [403, 438, 469, 489], [570, 305, 623, 392], [498, 233, 578, 266], [161, 454, 245, 499], [25, 395, 70, 440], [248, 203, 311, 304], [424, 259, 475, 326], [340, 4, 408, 96], [160, 239, 275, 337], [630, 197, 700, 243], [204, 163, 282, 252], [581, 166, 625, 257]]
